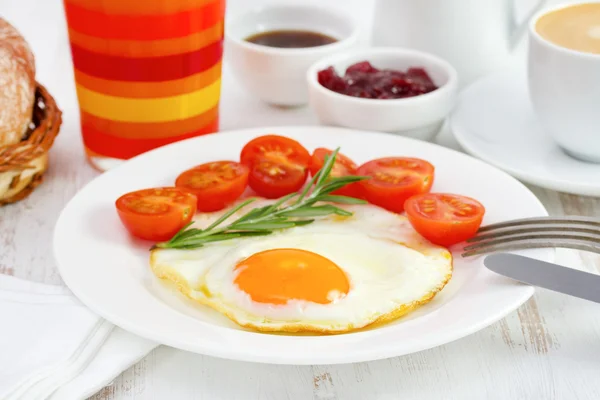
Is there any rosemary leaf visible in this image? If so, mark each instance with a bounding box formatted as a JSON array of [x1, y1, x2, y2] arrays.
[[291, 219, 314, 226], [315, 149, 338, 187], [231, 193, 296, 226], [332, 207, 353, 216], [204, 198, 256, 231], [264, 192, 298, 213], [317, 177, 369, 195], [318, 195, 367, 205], [278, 205, 342, 218], [168, 222, 197, 242], [233, 221, 300, 231], [175, 231, 273, 247], [160, 227, 205, 247], [294, 197, 320, 208], [297, 172, 319, 202], [231, 204, 271, 224], [169, 243, 205, 250]]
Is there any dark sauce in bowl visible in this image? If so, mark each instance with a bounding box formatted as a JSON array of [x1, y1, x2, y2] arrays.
[[318, 61, 439, 99], [245, 30, 338, 48]]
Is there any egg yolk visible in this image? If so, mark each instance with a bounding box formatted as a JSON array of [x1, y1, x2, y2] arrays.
[[234, 248, 350, 305]]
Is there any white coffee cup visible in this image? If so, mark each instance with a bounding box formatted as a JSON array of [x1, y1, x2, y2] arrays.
[[528, 2, 600, 163]]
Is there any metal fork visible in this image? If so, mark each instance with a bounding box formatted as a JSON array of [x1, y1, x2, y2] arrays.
[[461, 216, 600, 257]]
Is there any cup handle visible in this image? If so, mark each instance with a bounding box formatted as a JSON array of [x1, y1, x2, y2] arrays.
[[508, 0, 549, 51]]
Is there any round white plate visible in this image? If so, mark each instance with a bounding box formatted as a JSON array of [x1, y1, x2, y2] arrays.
[[54, 126, 553, 365], [450, 68, 600, 197]]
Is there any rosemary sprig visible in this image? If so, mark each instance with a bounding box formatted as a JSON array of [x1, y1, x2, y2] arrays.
[[152, 148, 368, 250]]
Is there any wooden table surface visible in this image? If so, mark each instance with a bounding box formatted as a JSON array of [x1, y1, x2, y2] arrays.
[[1, 0, 599, 399]]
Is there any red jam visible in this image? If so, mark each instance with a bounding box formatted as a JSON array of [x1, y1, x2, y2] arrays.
[[317, 61, 438, 99]]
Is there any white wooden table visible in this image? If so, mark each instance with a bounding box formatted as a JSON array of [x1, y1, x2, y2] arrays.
[[2, 0, 599, 398]]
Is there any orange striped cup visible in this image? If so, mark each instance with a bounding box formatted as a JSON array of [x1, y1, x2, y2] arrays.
[[64, 0, 225, 170]]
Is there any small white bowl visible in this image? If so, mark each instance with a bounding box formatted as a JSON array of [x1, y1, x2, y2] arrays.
[[306, 47, 458, 140], [225, 4, 361, 107]]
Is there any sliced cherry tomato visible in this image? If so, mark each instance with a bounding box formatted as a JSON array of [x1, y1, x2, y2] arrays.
[[240, 135, 311, 168], [115, 187, 197, 242], [248, 158, 308, 199], [175, 161, 249, 212], [405, 193, 485, 247], [309, 148, 362, 198], [240, 135, 310, 198], [357, 157, 434, 213]]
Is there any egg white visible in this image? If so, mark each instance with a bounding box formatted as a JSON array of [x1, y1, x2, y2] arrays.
[[150, 200, 453, 334]]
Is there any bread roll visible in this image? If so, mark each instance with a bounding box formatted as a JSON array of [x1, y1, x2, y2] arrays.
[[0, 18, 35, 147]]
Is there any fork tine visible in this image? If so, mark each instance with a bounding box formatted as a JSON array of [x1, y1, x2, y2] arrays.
[[477, 216, 600, 233], [464, 233, 600, 251], [461, 239, 600, 257], [467, 225, 600, 243], [462, 216, 600, 257]]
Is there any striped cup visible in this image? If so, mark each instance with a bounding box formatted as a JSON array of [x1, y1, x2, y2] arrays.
[[64, 0, 225, 170]]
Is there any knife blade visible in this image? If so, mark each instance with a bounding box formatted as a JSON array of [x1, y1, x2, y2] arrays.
[[484, 253, 600, 303]]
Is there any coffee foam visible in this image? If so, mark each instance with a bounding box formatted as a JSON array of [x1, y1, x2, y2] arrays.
[[536, 3, 600, 54]]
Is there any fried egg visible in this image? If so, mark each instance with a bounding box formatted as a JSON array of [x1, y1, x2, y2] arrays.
[[150, 199, 453, 334]]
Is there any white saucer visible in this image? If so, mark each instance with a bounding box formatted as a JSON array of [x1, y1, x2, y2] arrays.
[[450, 68, 600, 197]]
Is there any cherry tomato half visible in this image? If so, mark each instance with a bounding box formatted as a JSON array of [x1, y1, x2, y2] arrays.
[[240, 135, 310, 198], [240, 135, 311, 168], [405, 193, 485, 247], [309, 148, 362, 198], [115, 187, 197, 242], [248, 158, 308, 199], [357, 157, 434, 213], [175, 161, 249, 212]]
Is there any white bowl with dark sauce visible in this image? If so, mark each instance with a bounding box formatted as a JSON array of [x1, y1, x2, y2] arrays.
[[306, 48, 458, 140], [225, 5, 361, 106]]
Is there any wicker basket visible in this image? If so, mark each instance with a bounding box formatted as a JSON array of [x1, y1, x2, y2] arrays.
[[0, 83, 62, 205]]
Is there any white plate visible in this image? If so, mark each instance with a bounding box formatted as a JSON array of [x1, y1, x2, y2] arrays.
[[54, 126, 553, 365], [450, 68, 600, 197]]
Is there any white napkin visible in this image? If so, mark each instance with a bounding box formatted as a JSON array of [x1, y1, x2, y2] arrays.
[[0, 274, 158, 400]]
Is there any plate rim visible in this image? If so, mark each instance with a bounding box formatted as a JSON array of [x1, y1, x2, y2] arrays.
[[54, 125, 552, 365], [450, 70, 600, 197]]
